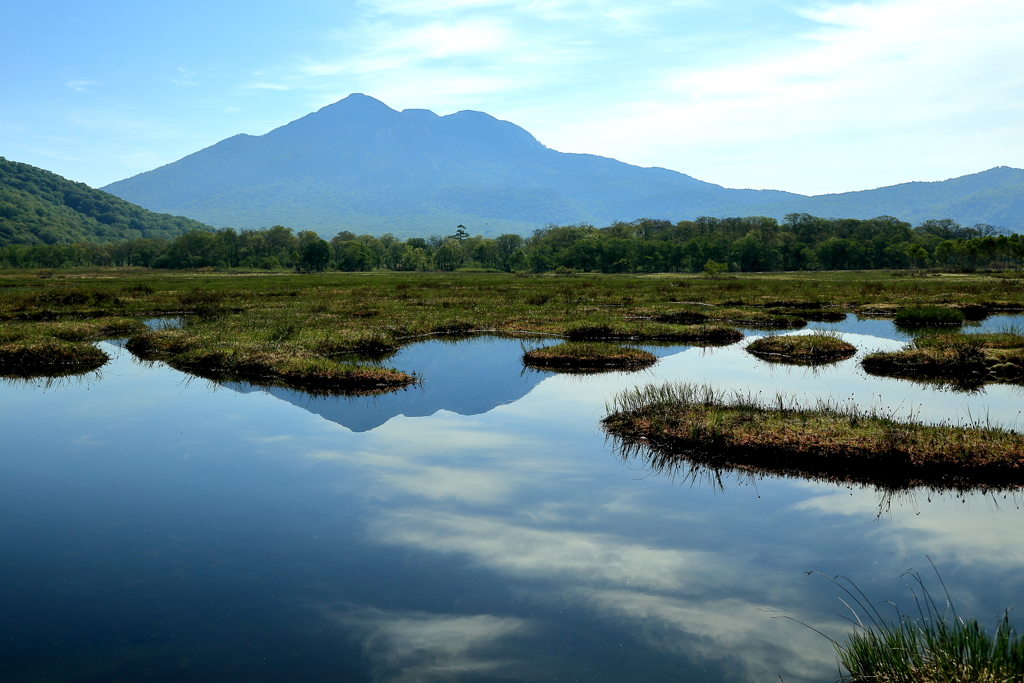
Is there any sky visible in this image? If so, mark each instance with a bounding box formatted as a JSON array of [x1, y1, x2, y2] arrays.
[[2, 0, 1023, 196]]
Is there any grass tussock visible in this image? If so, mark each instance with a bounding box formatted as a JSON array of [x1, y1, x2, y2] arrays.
[[602, 382, 1024, 489], [826, 569, 1024, 683], [894, 305, 966, 327], [863, 330, 1024, 386], [746, 332, 857, 365], [126, 330, 414, 395], [522, 341, 656, 372], [0, 340, 108, 378]]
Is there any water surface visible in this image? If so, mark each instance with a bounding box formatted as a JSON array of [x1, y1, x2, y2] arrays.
[[1, 319, 1023, 682]]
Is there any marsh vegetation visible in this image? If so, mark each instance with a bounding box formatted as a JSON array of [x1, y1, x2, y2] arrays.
[[1, 268, 1023, 390], [602, 382, 1024, 490]]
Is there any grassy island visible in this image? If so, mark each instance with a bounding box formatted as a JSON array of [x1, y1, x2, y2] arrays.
[[602, 382, 1024, 489], [746, 332, 857, 365], [0, 317, 145, 378], [863, 330, 1024, 387], [522, 341, 656, 372]]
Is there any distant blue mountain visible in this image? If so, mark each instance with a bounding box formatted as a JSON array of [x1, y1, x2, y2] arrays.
[[103, 94, 1024, 236]]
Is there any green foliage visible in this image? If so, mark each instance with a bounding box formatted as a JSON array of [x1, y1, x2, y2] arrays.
[[0, 157, 213, 248]]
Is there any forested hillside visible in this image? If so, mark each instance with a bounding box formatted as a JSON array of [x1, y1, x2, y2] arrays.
[[0, 157, 213, 248]]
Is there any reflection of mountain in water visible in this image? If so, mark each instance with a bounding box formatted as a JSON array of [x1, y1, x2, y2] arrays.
[[226, 337, 550, 432], [226, 336, 692, 431]]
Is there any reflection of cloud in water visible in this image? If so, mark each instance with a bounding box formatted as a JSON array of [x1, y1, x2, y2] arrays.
[[370, 510, 725, 592], [794, 485, 1024, 567], [333, 607, 531, 683], [579, 589, 839, 683]]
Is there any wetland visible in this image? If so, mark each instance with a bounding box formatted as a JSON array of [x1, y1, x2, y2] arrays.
[[2, 268, 1024, 681]]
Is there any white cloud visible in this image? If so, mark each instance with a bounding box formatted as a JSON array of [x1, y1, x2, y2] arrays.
[[542, 0, 1024, 193], [64, 80, 98, 91], [334, 607, 531, 682]]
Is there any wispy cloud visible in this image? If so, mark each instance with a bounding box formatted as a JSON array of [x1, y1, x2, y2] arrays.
[[64, 80, 98, 91]]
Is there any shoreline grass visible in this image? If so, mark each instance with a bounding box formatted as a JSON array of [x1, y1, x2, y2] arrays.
[[601, 382, 1024, 490], [820, 569, 1024, 683], [746, 332, 857, 365], [522, 341, 657, 372]]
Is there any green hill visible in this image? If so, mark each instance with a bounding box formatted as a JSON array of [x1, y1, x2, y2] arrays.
[[0, 157, 213, 248]]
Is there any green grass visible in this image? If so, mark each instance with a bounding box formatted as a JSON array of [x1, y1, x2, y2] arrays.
[[522, 341, 657, 372], [820, 568, 1024, 683], [1, 267, 1023, 387], [602, 382, 1024, 490], [746, 332, 857, 364], [894, 305, 967, 327]]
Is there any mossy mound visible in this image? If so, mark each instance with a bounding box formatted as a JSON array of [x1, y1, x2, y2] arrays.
[[522, 342, 656, 372], [746, 333, 857, 365], [0, 340, 108, 378]]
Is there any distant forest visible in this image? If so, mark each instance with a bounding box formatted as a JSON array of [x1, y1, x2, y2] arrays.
[[0, 215, 1019, 273]]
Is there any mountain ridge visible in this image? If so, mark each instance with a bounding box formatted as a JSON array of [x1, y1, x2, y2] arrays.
[[102, 94, 1024, 236]]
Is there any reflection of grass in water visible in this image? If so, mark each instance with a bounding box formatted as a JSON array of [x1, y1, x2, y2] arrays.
[[602, 382, 1024, 490], [746, 331, 857, 365], [808, 566, 1024, 683]]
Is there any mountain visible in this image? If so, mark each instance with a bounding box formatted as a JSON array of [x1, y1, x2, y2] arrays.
[[102, 94, 1024, 236], [0, 157, 213, 247], [718, 166, 1024, 228], [101, 94, 799, 237]]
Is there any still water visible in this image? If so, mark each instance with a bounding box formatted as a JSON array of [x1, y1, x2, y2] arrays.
[[1, 317, 1023, 682]]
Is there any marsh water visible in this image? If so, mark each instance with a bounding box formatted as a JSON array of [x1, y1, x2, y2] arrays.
[[2, 316, 1024, 682]]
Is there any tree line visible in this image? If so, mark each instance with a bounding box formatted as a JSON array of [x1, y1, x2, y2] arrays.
[[0, 215, 1018, 273]]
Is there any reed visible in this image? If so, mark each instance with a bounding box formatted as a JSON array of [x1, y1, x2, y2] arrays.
[[819, 568, 1024, 683]]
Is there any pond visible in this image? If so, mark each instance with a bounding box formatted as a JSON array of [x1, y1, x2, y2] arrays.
[[1, 316, 1023, 682]]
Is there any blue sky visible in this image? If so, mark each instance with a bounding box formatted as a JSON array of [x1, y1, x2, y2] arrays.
[[2, 0, 1022, 195]]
